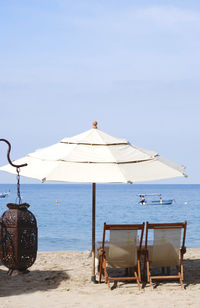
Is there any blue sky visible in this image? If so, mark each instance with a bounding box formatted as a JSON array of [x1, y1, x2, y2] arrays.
[[0, 0, 199, 183]]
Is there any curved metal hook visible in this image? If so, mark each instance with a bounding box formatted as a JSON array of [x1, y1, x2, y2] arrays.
[[0, 139, 27, 168]]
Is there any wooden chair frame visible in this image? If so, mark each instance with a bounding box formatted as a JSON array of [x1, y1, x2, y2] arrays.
[[145, 221, 187, 289], [99, 222, 145, 290]]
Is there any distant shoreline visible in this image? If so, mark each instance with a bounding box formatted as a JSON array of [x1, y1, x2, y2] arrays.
[[0, 183, 200, 185]]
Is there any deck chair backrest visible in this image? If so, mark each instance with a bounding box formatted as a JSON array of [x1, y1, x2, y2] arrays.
[[102, 223, 145, 268], [146, 222, 187, 267]]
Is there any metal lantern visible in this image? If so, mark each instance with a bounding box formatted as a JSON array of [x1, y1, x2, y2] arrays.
[[0, 139, 38, 275]]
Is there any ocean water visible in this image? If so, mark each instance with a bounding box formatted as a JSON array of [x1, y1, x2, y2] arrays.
[[0, 184, 199, 251]]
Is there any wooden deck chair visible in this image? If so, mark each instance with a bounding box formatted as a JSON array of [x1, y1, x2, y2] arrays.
[[99, 222, 145, 290], [145, 221, 187, 289]]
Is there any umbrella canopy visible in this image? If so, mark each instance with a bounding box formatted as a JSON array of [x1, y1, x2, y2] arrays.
[[0, 122, 187, 281], [0, 122, 186, 183]]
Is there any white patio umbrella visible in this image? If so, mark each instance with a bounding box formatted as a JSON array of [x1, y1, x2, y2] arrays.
[[0, 121, 187, 281]]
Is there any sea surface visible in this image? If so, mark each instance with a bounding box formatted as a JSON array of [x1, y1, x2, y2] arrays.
[[0, 184, 199, 251]]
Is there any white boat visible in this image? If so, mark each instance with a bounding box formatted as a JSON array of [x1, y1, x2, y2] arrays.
[[0, 191, 10, 198], [137, 193, 174, 205]]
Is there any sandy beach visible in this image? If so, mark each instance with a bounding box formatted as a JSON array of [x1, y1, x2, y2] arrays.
[[0, 248, 200, 308]]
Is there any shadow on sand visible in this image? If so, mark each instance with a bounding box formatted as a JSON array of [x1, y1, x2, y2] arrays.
[[101, 258, 200, 290], [0, 266, 70, 297], [183, 258, 200, 287], [146, 258, 200, 289]]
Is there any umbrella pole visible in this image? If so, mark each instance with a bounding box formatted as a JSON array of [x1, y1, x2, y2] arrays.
[[91, 182, 96, 282]]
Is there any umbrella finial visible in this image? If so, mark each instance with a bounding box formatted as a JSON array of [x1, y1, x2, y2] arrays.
[[93, 121, 98, 129]]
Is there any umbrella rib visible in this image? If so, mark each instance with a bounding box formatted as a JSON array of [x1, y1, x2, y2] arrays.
[[57, 158, 157, 164], [26, 155, 157, 164], [60, 141, 128, 146]]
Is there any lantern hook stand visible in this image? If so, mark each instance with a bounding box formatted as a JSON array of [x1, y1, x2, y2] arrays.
[[0, 138, 27, 204]]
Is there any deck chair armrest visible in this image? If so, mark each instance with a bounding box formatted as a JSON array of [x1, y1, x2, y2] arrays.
[[139, 247, 148, 258], [180, 246, 186, 255], [137, 247, 145, 258], [98, 248, 107, 257]]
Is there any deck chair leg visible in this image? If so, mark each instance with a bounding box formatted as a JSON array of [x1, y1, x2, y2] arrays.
[[149, 277, 153, 289], [143, 256, 146, 281], [146, 260, 153, 289], [180, 278, 184, 289], [104, 273, 108, 284], [99, 255, 103, 283], [180, 263, 184, 281], [134, 271, 141, 290], [180, 260, 184, 289], [178, 272, 184, 289], [137, 259, 141, 282], [103, 261, 108, 284], [146, 260, 150, 283]]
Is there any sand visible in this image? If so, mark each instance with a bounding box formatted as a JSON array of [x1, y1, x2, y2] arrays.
[[0, 248, 200, 308]]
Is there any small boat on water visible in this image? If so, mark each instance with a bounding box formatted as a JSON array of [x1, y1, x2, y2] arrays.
[[0, 191, 10, 198], [137, 193, 174, 205]]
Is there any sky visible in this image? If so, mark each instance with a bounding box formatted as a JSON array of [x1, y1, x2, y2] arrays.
[[0, 0, 199, 184]]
